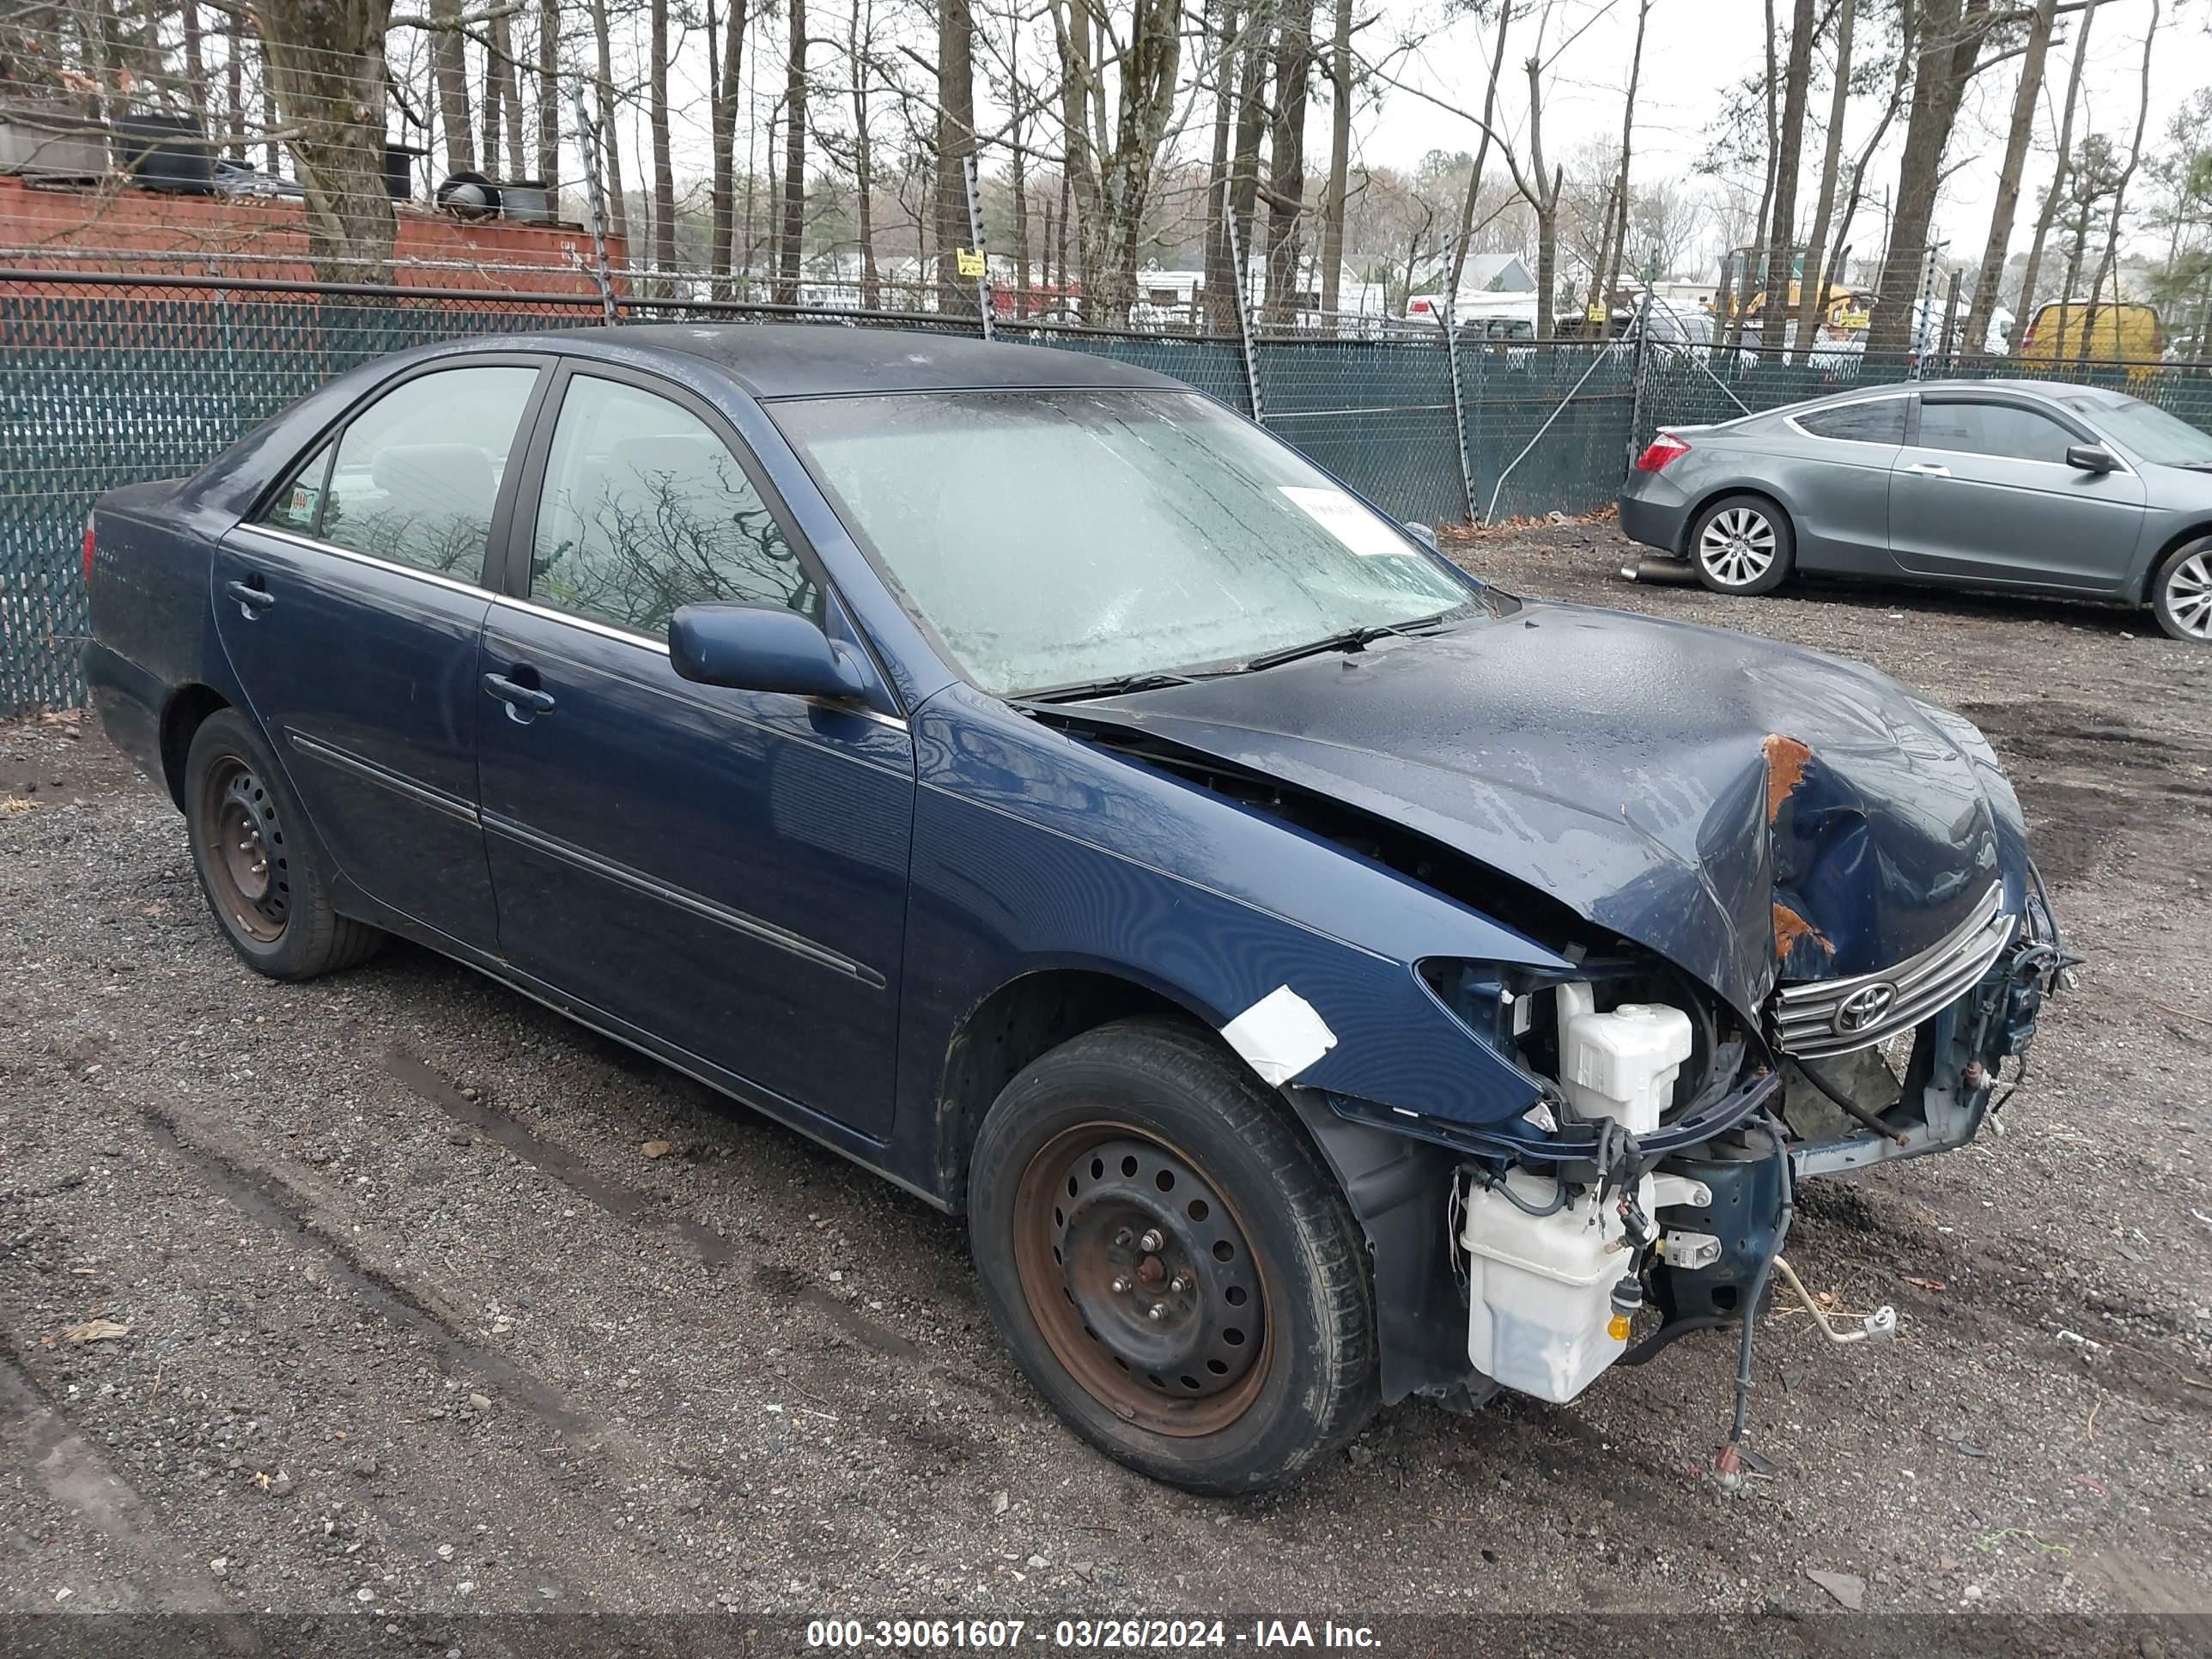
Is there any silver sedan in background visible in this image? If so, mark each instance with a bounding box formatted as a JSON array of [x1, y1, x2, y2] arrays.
[[1618, 379, 2212, 641]]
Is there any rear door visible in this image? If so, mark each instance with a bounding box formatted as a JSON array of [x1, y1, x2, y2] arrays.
[[1775, 392, 1908, 572], [1888, 393, 2147, 593], [213, 357, 549, 950], [474, 364, 915, 1140]]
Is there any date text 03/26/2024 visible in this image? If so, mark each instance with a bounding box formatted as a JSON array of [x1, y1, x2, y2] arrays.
[[805, 1619, 1380, 1649]]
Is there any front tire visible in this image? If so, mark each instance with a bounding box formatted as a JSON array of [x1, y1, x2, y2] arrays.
[[2150, 539, 2212, 641], [183, 708, 383, 980], [1690, 494, 1796, 595], [968, 1017, 1377, 1494]]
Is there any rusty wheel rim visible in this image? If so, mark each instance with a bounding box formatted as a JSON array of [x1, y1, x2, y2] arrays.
[[198, 757, 289, 945], [1012, 1122, 1273, 1437]]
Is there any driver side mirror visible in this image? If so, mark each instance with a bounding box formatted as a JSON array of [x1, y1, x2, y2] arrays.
[[668, 603, 869, 700], [2066, 444, 2118, 473]]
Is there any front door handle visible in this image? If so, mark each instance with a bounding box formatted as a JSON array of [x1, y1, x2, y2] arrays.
[[482, 672, 556, 719], [223, 578, 276, 615], [1902, 461, 1952, 478]]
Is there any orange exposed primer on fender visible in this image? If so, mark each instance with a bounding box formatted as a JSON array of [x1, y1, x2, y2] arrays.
[[1763, 733, 1813, 824], [1773, 900, 1832, 960]]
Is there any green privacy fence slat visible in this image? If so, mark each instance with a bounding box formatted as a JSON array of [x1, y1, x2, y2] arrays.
[[10, 276, 2212, 715]]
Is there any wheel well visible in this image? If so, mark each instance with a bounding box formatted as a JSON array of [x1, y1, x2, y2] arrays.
[[1680, 485, 1792, 556], [934, 969, 1194, 1209], [2144, 525, 2212, 605], [158, 685, 229, 808]]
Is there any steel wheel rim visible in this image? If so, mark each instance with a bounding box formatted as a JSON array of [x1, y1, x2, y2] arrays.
[[1698, 507, 1777, 587], [198, 757, 289, 944], [1012, 1122, 1274, 1437], [2167, 552, 2212, 639]]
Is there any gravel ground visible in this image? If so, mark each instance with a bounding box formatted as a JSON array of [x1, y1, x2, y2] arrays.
[[2, 523, 2209, 1633]]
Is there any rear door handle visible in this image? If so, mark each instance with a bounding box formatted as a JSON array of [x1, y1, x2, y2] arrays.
[[1903, 461, 1952, 478], [482, 672, 556, 717], [223, 578, 276, 614]]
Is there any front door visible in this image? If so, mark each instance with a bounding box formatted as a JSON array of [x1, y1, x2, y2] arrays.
[[475, 367, 915, 1139], [213, 359, 547, 950], [1889, 393, 2147, 594]]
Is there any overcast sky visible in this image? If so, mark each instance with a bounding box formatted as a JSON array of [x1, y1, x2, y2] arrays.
[[1347, 0, 2199, 273]]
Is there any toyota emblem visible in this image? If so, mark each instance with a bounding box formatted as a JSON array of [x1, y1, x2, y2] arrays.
[[1832, 981, 1899, 1036]]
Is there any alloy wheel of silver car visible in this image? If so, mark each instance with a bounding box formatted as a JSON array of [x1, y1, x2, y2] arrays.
[[1697, 506, 1778, 589], [2158, 548, 2212, 641]]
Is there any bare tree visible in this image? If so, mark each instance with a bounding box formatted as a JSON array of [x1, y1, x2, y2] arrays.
[[1960, 0, 2054, 356], [1595, 0, 1650, 333], [1318, 0, 1353, 313], [1200, 0, 1243, 330], [587, 0, 630, 246], [1818, 1, 1911, 319], [1522, 52, 1565, 337], [780, 0, 809, 301], [2014, 0, 2099, 324], [1445, 0, 1512, 303], [258, 0, 399, 279], [938, 0, 977, 307], [1758, 0, 1817, 354], [535, 0, 560, 192], [2077, 0, 2157, 362], [1791, 0, 1856, 351], [430, 0, 473, 174], [848, 0, 878, 304], [651, 0, 678, 271], [1261, 0, 1316, 321]]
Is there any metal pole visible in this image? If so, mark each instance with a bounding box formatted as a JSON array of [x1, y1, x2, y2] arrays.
[[1436, 234, 1475, 520], [1940, 265, 1965, 370], [568, 80, 617, 325], [961, 154, 994, 342], [1624, 253, 1658, 474], [1223, 179, 1264, 423]]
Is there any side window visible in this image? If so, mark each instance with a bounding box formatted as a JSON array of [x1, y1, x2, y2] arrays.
[[318, 365, 539, 580], [1918, 401, 2078, 465], [529, 375, 820, 635], [259, 441, 334, 534], [1797, 398, 1905, 444]]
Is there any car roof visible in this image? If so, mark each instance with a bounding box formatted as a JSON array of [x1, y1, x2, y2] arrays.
[[1910, 378, 2134, 405], [542, 321, 1189, 399]]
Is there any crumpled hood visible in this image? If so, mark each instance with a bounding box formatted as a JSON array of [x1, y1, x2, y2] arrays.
[[1079, 602, 2030, 1026]]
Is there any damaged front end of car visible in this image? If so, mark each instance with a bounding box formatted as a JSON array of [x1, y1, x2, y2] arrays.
[[1048, 617, 2077, 1447]]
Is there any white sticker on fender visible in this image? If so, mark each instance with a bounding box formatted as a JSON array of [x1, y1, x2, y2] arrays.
[[1278, 486, 1412, 556], [1220, 986, 1339, 1086]]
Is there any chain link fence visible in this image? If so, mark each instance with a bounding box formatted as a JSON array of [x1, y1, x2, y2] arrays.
[[7, 269, 2212, 714]]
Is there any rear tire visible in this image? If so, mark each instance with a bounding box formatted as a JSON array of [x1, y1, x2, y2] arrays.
[[1689, 494, 1796, 596], [184, 709, 383, 981], [967, 1017, 1377, 1494], [2150, 539, 2212, 642]]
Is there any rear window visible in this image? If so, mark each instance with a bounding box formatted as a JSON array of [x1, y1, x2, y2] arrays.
[[1796, 398, 1905, 444]]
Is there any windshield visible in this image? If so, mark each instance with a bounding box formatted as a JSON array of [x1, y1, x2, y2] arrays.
[[775, 388, 1481, 695], [2067, 395, 2212, 467]]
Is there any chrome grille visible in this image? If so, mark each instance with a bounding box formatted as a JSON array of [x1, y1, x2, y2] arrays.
[[1770, 884, 2014, 1060]]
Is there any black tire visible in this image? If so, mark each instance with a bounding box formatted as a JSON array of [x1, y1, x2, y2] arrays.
[[2149, 538, 2212, 642], [183, 708, 382, 980], [968, 1016, 1377, 1494], [1688, 493, 1796, 596]]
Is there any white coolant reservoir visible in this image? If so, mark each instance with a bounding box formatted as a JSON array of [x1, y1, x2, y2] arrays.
[[1554, 984, 1694, 1135], [1461, 1171, 1626, 1403]]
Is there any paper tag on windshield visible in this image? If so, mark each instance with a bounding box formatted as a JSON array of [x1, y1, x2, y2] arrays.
[[1279, 486, 1409, 556]]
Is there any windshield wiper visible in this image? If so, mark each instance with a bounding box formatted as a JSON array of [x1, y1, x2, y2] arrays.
[[1239, 611, 1455, 674], [1018, 670, 1200, 704]]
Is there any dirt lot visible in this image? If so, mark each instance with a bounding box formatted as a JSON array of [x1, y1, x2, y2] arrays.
[[2, 521, 2209, 1634]]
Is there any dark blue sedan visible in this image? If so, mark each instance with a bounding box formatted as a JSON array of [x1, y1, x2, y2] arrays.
[[83, 325, 2069, 1491]]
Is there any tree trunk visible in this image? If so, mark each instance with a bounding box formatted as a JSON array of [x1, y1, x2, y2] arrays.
[[2013, 0, 2097, 325], [588, 0, 629, 249], [1735, 0, 1779, 331], [223, 11, 244, 161], [651, 0, 678, 273], [1318, 0, 1352, 315], [1201, 0, 1241, 332], [1793, 0, 1856, 351], [1759, 0, 1817, 355], [1008, 8, 1030, 316], [179, 0, 209, 137], [848, 0, 878, 306], [1261, 0, 1315, 324], [1222, 9, 1269, 325], [493, 11, 526, 179], [1960, 0, 2053, 357], [1598, 0, 1650, 335], [536, 0, 559, 196], [1866, 0, 1989, 360], [708, 0, 745, 290], [937, 0, 976, 310], [1446, 0, 1512, 302], [779, 0, 808, 302], [1819, 0, 1909, 315], [430, 0, 473, 175], [2076, 0, 2156, 365], [1085, 0, 1182, 323], [1524, 53, 1559, 338], [258, 0, 398, 281]]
